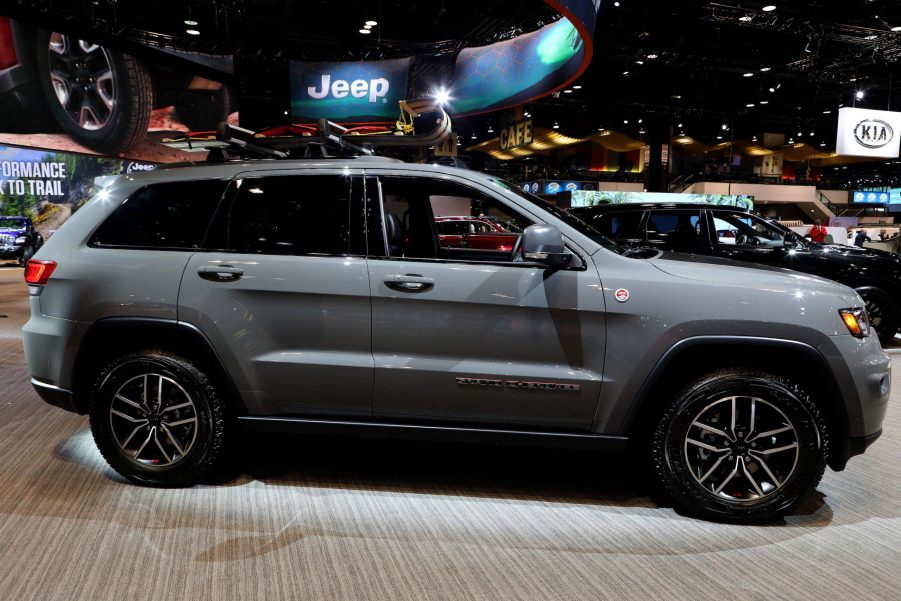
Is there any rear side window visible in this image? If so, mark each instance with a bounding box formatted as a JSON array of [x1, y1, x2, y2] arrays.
[[90, 180, 228, 249], [216, 174, 352, 256], [592, 212, 643, 238]]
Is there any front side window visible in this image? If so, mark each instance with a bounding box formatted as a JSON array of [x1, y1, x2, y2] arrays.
[[712, 212, 787, 247], [90, 179, 228, 249], [214, 174, 353, 256], [372, 176, 531, 261]]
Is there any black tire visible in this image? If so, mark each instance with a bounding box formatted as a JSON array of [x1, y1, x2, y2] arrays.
[[855, 286, 900, 345], [34, 30, 152, 154], [19, 245, 34, 267], [89, 350, 231, 487], [174, 86, 232, 132], [652, 368, 829, 523]]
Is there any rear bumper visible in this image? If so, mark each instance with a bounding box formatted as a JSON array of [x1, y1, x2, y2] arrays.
[[31, 378, 78, 413]]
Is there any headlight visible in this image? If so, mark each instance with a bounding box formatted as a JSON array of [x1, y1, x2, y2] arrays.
[[14, 236, 26, 244], [839, 308, 871, 338]]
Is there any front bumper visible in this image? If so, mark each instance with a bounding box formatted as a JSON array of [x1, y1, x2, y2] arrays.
[[31, 378, 77, 412]]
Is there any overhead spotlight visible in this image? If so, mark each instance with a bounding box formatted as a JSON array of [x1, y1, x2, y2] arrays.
[[856, 90, 865, 99], [184, 19, 198, 26], [762, 5, 777, 11], [865, 35, 877, 40], [553, 122, 560, 129], [716, 135, 723, 139], [635, 60, 644, 65], [573, 85, 582, 89], [638, 118, 643, 124], [892, 26, 901, 32], [359, 29, 371, 34], [677, 122, 683, 127], [564, 89, 573, 93], [752, 136, 758, 141], [798, 131, 803, 136], [810, 131, 814, 136], [721, 123, 728, 130], [743, 72, 754, 77], [614, 1, 620, 6], [365, 20, 378, 26], [739, 16, 752, 22], [186, 29, 200, 35], [760, 67, 771, 72], [746, 103, 755, 107], [623, 71, 630, 76], [639, 129, 646, 134], [820, 142, 826, 146], [433, 88, 451, 105], [823, 109, 831, 113], [471, 133, 477, 139], [487, 126, 494, 133], [769, 87, 776, 92], [671, 94, 682, 99], [759, 100, 769, 104], [623, 119, 629, 124], [647, 54, 658, 59]]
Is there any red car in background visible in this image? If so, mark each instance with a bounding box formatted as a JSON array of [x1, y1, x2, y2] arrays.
[[435, 216, 520, 252]]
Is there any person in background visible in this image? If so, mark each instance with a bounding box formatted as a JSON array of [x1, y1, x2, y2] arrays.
[[854, 229, 872, 248], [808, 219, 828, 243]]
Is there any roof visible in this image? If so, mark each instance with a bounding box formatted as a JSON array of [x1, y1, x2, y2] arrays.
[[569, 203, 753, 213]]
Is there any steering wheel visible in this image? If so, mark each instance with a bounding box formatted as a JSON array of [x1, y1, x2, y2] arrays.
[[510, 233, 524, 262]]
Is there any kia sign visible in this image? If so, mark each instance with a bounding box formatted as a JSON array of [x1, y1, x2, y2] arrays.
[[290, 58, 411, 121], [836, 107, 901, 158]]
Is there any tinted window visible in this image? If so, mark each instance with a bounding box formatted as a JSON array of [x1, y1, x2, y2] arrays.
[[645, 210, 706, 252], [91, 180, 228, 249], [712, 213, 787, 247], [220, 175, 352, 256], [592, 212, 643, 238]]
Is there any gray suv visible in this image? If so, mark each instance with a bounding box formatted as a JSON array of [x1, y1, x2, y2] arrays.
[[23, 158, 890, 522]]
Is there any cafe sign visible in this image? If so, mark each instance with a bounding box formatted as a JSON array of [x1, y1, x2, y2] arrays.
[[499, 119, 534, 150]]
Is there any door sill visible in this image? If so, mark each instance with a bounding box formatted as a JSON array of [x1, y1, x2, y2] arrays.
[[238, 416, 628, 451]]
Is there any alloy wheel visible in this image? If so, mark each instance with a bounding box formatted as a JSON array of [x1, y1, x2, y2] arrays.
[[683, 395, 799, 502], [47, 33, 117, 131], [109, 373, 199, 467]]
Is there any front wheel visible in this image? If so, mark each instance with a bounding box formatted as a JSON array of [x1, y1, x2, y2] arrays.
[[89, 350, 231, 486], [652, 368, 829, 523], [856, 286, 899, 345]]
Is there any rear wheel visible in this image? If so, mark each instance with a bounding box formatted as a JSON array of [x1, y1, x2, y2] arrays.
[[652, 368, 828, 523], [89, 350, 231, 486], [856, 287, 899, 345]]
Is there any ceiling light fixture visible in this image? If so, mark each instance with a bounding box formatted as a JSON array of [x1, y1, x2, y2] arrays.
[[184, 19, 198, 26], [746, 103, 755, 107], [769, 87, 776, 92], [573, 85, 582, 89], [359, 29, 371, 34], [623, 71, 630, 76], [635, 60, 644, 64], [186, 29, 200, 35], [564, 89, 573, 93], [856, 90, 865, 99], [553, 122, 560, 129], [365, 20, 378, 26], [739, 16, 752, 22], [759, 100, 769, 104], [743, 72, 754, 77], [760, 67, 771, 72], [647, 54, 658, 59], [892, 26, 901, 32], [762, 5, 777, 12]]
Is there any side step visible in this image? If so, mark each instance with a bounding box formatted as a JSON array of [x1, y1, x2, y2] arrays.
[[238, 416, 628, 451]]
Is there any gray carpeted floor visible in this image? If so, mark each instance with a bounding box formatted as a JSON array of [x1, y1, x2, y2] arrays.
[[0, 268, 899, 600]]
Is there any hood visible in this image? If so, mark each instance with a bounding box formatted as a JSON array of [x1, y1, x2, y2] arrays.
[[647, 251, 858, 303], [816, 243, 901, 263]]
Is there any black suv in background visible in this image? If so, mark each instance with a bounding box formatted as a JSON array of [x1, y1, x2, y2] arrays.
[[569, 203, 901, 344]]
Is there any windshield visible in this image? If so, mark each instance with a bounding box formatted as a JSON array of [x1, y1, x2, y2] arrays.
[[490, 178, 624, 254], [0, 217, 25, 229]]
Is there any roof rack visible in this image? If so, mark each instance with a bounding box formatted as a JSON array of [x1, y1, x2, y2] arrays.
[[160, 98, 453, 162]]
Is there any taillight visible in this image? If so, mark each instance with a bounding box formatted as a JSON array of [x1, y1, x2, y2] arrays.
[[24, 259, 56, 295], [0, 18, 18, 71]]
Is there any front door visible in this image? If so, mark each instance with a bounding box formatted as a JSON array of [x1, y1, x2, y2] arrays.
[[364, 173, 606, 430]]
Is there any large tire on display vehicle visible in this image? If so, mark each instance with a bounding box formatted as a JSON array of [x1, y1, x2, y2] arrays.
[[855, 286, 900, 345], [89, 350, 231, 487], [34, 30, 153, 154], [174, 86, 232, 132], [651, 368, 829, 523]]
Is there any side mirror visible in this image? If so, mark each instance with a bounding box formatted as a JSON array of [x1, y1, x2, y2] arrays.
[[521, 224, 570, 268]]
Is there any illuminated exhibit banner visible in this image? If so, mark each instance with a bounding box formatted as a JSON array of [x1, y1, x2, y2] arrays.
[[852, 189, 901, 204], [0, 144, 154, 239], [289, 0, 598, 121], [290, 58, 412, 121], [836, 107, 901, 159], [569, 190, 754, 210]]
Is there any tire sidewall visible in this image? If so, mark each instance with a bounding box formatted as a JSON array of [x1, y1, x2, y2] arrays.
[[89, 354, 221, 486], [655, 374, 827, 522]]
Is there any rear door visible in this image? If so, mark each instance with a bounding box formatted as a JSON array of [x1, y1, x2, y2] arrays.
[[178, 169, 373, 418], [364, 172, 606, 430]]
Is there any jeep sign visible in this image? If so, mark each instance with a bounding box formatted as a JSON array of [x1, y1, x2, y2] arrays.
[[836, 107, 901, 158], [290, 58, 410, 121]]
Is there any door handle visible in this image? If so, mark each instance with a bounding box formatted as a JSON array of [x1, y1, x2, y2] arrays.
[[384, 274, 434, 293], [198, 264, 244, 281]]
